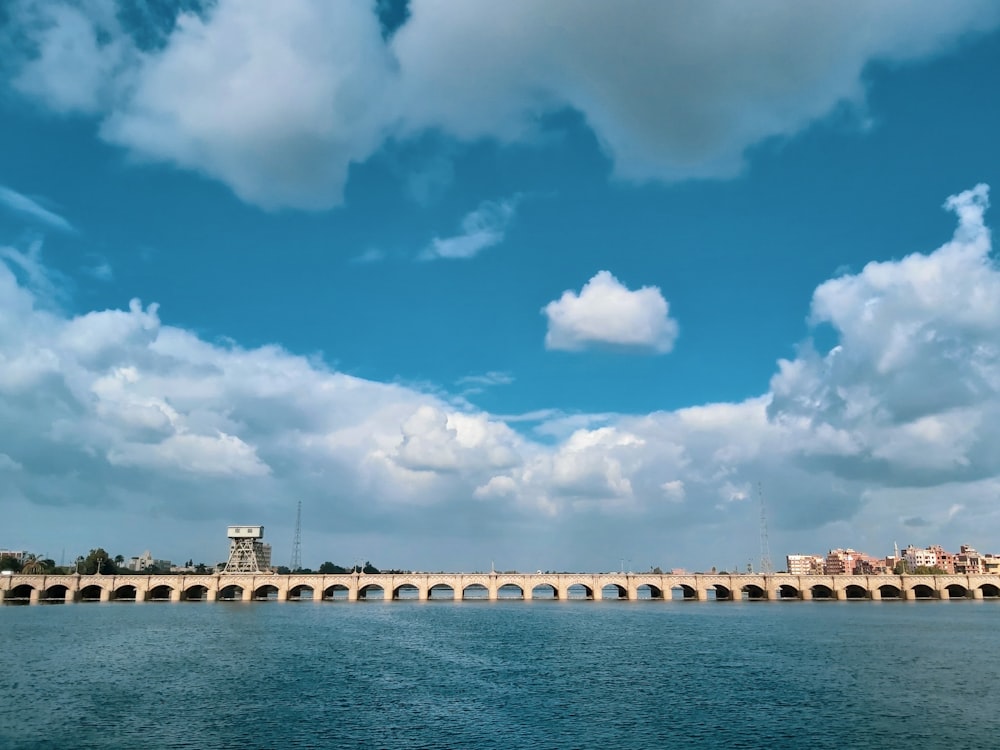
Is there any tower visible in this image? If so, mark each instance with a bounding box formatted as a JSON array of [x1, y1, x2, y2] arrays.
[[290, 501, 302, 572], [224, 526, 270, 574], [758, 482, 773, 575]]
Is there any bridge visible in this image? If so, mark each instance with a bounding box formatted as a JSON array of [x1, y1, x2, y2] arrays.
[[3, 571, 1000, 604]]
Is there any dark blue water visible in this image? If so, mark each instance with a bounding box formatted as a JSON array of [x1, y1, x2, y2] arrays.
[[2, 600, 997, 749]]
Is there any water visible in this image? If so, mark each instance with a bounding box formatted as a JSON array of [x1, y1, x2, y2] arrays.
[[2, 600, 997, 749]]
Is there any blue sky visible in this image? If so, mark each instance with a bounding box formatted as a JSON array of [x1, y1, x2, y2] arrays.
[[3, 1, 1000, 572]]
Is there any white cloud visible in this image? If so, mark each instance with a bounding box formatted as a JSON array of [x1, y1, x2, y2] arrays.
[[543, 270, 679, 352], [0, 185, 74, 232], [2, 186, 1000, 568], [420, 198, 517, 260], [7, 2, 999, 209]]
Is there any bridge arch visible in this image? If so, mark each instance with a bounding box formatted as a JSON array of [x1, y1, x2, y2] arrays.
[[218, 584, 244, 601], [253, 584, 280, 601], [530, 583, 558, 600], [980, 583, 1000, 598], [358, 583, 387, 600], [945, 583, 968, 599], [148, 584, 173, 601], [635, 583, 664, 600], [810, 584, 834, 600], [183, 584, 209, 601], [41, 584, 69, 603], [111, 585, 137, 602], [563, 582, 597, 600], [713, 584, 736, 601], [4, 583, 34, 603], [777, 584, 800, 600], [844, 584, 868, 600], [741, 584, 767, 600], [497, 583, 524, 599], [878, 584, 901, 599], [288, 584, 316, 600], [460, 583, 490, 600], [910, 584, 936, 599], [428, 583, 455, 600], [600, 583, 627, 600]]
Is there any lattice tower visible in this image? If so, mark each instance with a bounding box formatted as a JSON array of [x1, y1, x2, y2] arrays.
[[290, 500, 302, 571], [758, 482, 774, 575]]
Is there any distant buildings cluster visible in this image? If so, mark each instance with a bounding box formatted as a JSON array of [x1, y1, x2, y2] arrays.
[[787, 544, 1000, 575]]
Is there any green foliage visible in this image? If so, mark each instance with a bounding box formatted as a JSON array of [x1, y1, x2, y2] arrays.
[[79, 548, 120, 575], [0, 556, 21, 572], [319, 562, 348, 574]]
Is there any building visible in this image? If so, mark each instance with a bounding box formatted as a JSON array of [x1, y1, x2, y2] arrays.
[[903, 545, 939, 570], [955, 545, 984, 574], [786, 554, 825, 575], [127, 551, 172, 572], [824, 549, 861, 575], [0, 550, 31, 564]]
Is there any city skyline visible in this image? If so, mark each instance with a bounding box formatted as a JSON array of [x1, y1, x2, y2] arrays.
[[3, 3, 1000, 572]]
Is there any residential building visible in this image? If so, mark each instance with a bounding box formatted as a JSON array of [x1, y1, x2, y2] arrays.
[[786, 554, 825, 575], [128, 550, 172, 572], [955, 545, 984, 574]]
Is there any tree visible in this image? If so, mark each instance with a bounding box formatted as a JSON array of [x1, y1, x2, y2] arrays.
[[0, 556, 21, 573], [114, 555, 125, 566], [319, 561, 348, 574], [80, 548, 119, 575]]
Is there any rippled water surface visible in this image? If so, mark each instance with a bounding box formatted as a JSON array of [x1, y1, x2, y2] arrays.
[[2, 600, 998, 749]]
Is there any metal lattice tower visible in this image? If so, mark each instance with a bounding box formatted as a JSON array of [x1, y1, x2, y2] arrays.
[[290, 501, 302, 571], [224, 526, 267, 574], [758, 482, 774, 575]]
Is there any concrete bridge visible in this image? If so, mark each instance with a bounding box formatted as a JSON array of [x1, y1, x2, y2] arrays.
[[3, 572, 1000, 604]]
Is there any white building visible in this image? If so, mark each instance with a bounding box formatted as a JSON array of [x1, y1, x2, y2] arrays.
[[786, 554, 824, 575]]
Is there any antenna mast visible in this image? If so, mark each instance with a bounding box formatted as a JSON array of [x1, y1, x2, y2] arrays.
[[758, 482, 773, 575], [290, 500, 302, 571]]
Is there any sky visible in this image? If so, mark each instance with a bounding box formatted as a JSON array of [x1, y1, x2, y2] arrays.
[[3, 1, 1000, 573]]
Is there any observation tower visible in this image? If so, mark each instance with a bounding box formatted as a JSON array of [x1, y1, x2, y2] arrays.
[[223, 526, 272, 574]]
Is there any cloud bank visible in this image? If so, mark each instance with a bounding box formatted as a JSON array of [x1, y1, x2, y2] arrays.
[[6, 0, 999, 209], [2, 187, 1000, 567]]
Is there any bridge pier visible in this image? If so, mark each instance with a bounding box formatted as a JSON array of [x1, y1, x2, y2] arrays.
[[241, 587, 253, 602], [800, 588, 812, 601], [835, 589, 847, 601], [29, 589, 39, 605], [971, 588, 984, 600], [205, 589, 217, 602], [170, 589, 182, 603], [870, 589, 881, 601], [99, 588, 111, 603]]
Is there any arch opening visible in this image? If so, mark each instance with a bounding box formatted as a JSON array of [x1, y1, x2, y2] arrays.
[[810, 585, 834, 600], [714, 585, 736, 601], [742, 584, 766, 600], [358, 584, 387, 600], [565, 584, 593, 600], [254, 585, 280, 601], [183, 585, 208, 601], [911, 584, 936, 600], [944, 583, 968, 599], [461, 584, 490, 600], [112, 585, 137, 602], [671, 584, 698, 601], [79, 584, 103, 602], [148, 585, 173, 601], [845, 584, 868, 600], [218, 585, 244, 601], [530, 583, 558, 600], [288, 585, 315, 601], [4, 584, 34, 604], [326, 584, 350, 601], [41, 585, 69, 604], [878, 584, 901, 599], [395, 583, 419, 600], [778, 584, 800, 600], [980, 583, 1000, 598], [637, 583, 664, 600], [428, 584, 455, 600], [497, 584, 524, 600], [600, 583, 627, 600]]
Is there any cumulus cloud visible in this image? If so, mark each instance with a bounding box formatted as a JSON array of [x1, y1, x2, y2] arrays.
[[6, 1, 999, 209], [420, 198, 517, 260], [3, 186, 1000, 568], [543, 270, 679, 352]]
